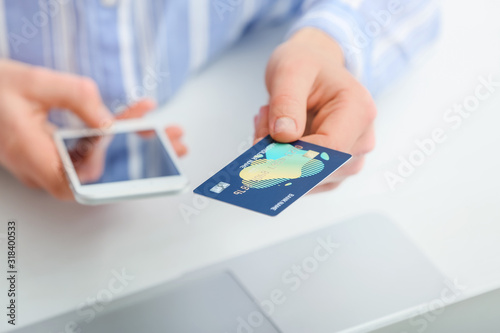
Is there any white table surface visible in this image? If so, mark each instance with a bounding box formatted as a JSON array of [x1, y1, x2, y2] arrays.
[[1, 0, 499, 331]]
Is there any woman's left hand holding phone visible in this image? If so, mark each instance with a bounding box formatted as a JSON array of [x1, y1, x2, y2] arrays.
[[0, 59, 186, 200]]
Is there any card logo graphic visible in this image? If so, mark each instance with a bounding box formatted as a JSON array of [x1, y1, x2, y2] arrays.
[[239, 144, 329, 189], [210, 182, 230, 194]]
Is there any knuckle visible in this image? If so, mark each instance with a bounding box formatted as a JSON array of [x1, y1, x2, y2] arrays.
[[270, 94, 302, 114]]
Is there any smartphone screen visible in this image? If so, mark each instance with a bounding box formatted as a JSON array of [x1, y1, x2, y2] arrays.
[[63, 130, 179, 185]]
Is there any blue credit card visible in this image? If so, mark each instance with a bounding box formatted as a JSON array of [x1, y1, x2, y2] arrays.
[[194, 135, 352, 216]]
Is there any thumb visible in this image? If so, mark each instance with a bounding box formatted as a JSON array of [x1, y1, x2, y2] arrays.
[[266, 63, 315, 143]]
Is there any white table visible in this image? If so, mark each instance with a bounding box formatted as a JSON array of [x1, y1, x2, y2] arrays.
[[1, 0, 499, 330]]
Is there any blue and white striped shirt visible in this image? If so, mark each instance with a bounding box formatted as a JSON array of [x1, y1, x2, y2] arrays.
[[0, 0, 440, 182], [0, 0, 440, 108]]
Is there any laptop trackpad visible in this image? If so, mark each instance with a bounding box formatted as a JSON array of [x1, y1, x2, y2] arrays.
[[215, 214, 447, 332], [80, 272, 279, 333]]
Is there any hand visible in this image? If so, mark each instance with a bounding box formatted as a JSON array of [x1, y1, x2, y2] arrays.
[[254, 28, 377, 192], [0, 60, 186, 200]]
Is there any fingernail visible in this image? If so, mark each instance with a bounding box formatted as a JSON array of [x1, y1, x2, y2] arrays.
[[274, 117, 296, 134]]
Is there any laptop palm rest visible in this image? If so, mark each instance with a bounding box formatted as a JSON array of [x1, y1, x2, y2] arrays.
[[13, 214, 447, 333]]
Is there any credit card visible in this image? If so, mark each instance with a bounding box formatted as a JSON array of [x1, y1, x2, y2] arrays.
[[194, 135, 352, 216]]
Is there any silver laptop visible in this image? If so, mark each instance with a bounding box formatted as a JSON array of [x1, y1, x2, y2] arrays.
[[13, 214, 481, 333]]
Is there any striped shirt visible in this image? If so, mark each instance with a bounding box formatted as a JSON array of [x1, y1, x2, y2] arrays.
[[0, 0, 440, 182]]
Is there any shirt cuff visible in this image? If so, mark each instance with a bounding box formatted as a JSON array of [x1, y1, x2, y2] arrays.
[[286, 1, 372, 91]]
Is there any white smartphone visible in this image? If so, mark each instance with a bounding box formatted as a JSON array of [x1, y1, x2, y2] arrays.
[[53, 119, 188, 205]]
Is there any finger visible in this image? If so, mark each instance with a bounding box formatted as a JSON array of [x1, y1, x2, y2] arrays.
[[309, 157, 365, 194], [326, 156, 366, 183], [4, 164, 40, 189], [21, 67, 114, 128], [69, 136, 103, 167], [116, 99, 157, 120], [1, 95, 73, 199], [319, 125, 374, 184], [165, 126, 187, 157], [165, 126, 184, 141], [38, 150, 73, 200], [33, 151, 73, 200], [21, 176, 40, 189], [17, 124, 73, 200], [346, 156, 366, 177], [0, 130, 40, 188], [309, 182, 341, 195], [308, 156, 365, 195], [171, 139, 188, 157], [266, 61, 317, 142], [302, 90, 376, 153], [350, 124, 376, 157], [73, 139, 108, 184], [254, 105, 270, 143], [115, 99, 158, 137], [71, 131, 115, 185]]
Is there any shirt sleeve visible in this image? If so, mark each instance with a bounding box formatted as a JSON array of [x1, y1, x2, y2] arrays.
[[287, 0, 441, 95]]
